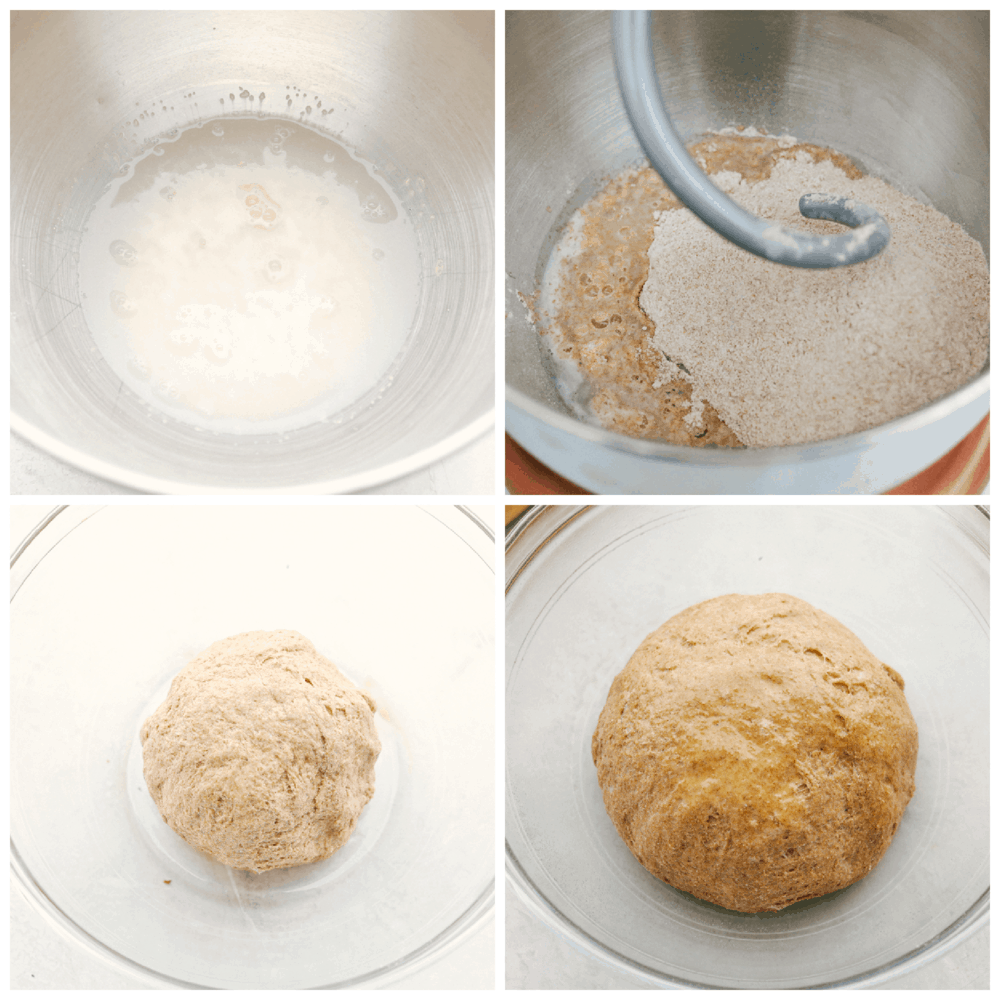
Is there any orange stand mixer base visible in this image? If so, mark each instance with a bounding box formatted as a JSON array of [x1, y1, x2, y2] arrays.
[[505, 416, 989, 496]]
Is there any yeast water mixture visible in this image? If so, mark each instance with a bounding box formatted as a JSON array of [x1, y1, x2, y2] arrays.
[[78, 118, 421, 434]]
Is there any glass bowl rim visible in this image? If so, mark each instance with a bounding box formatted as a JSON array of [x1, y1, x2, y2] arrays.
[[11, 503, 495, 989], [504, 503, 989, 989]]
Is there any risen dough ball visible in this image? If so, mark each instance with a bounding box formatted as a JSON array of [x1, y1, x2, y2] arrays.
[[592, 594, 918, 912], [141, 630, 380, 873]]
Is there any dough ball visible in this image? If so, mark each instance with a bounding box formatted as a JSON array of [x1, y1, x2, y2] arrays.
[[141, 630, 380, 873], [592, 594, 918, 912]]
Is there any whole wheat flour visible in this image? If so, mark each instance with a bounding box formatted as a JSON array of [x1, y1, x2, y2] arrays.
[[592, 593, 919, 912], [141, 629, 380, 873], [537, 133, 989, 447]]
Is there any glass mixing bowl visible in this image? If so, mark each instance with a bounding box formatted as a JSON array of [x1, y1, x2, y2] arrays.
[[506, 505, 988, 988], [12, 505, 494, 988]]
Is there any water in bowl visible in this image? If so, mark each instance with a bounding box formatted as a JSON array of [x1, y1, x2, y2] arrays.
[[77, 116, 421, 434]]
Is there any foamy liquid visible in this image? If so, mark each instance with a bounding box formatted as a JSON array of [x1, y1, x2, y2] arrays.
[[78, 117, 421, 434], [535, 208, 605, 425]]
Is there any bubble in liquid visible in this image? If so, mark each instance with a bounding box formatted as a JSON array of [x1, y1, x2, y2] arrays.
[[265, 256, 290, 283], [372, 248, 385, 261], [323, 152, 335, 163], [152, 146, 165, 156], [212, 125, 224, 137], [160, 186, 176, 201], [155, 378, 180, 399], [109, 290, 138, 317], [204, 336, 231, 364], [166, 326, 199, 357], [316, 196, 329, 206], [109, 239, 138, 266], [127, 357, 150, 381]]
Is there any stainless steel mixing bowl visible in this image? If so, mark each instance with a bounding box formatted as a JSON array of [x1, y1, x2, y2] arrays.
[[12, 11, 494, 494], [506, 11, 988, 494]]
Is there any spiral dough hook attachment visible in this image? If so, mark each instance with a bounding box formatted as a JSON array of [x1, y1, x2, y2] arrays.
[[612, 10, 891, 269]]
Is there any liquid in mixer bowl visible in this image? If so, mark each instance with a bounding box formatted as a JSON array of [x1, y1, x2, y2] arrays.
[[77, 116, 421, 435]]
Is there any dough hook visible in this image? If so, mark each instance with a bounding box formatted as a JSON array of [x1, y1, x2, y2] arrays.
[[612, 10, 891, 268]]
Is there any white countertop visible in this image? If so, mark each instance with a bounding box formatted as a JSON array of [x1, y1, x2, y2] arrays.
[[10, 505, 497, 989], [506, 889, 987, 989], [12, 886, 493, 989]]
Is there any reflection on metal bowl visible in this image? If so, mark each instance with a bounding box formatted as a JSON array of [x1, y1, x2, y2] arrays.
[[506, 11, 988, 494], [13, 11, 493, 493]]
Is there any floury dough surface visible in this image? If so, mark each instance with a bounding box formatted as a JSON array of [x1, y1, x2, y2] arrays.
[[592, 594, 919, 913], [536, 132, 989, 448], [141, 630, 380, 873]]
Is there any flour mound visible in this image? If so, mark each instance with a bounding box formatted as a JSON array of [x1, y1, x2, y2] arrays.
[[141, 629, 380, 873], [640, 153, 989, 447]]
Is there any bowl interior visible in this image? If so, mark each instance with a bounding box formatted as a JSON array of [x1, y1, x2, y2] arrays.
[[12, 505, 494, 988], [12, 11, 494, 491], [506, 505, 988, 988], [505, 11, 989, 436]]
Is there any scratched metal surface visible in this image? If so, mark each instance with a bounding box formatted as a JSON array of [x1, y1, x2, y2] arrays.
[[504, 11, 989, 495], [11, 11, 494, 494]]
